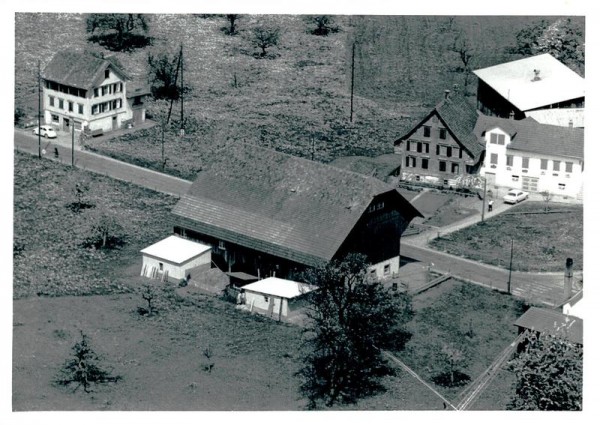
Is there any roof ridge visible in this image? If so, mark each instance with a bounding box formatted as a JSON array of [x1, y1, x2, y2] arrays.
[[229, 142, 394, 193]]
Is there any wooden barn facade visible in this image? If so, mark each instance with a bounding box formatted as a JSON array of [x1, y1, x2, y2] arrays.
[[171, 144, 422, 280]]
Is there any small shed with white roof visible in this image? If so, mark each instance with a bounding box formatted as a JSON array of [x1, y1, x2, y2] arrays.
[[140, 235, 211, 281], [241, 277, 316, 320]]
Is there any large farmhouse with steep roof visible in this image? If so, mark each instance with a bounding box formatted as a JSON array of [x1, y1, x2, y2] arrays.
[[393, 93, 485, 186], [171, 143, 422, 280], [41, 50, 150, 134]]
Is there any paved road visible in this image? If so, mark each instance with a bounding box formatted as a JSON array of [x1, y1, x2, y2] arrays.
[[14, 129, 192, 197]]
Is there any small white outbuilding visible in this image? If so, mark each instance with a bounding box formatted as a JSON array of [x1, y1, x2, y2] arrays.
[[241, 277, 316, 320], [140, 235, 211, 282]]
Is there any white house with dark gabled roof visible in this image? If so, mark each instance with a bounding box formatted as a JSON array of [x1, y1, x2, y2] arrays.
[[477, 115, 584, 200], [42, 50, 150, 134]]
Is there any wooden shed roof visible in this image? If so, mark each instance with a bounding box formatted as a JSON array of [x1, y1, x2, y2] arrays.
[[172, 143, 422, 267]]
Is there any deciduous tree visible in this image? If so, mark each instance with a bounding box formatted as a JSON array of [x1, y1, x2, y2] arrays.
[[508, 18, 585, 76], [298, 254, 413, 408], [306, 15, 339, 36], [86, 13, 152, 51], [251, 25, 280, 58], [507, 328, 582, 410]]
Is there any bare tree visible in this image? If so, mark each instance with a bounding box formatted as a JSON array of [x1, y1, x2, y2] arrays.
[[452, 31, 476, 95], [541, 190, 553, 212]]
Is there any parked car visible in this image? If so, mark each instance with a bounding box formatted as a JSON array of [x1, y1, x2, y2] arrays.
[[503, 189, 528, 204], [32, 125, 57, 139]]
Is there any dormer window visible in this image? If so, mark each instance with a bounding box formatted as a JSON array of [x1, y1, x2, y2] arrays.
[[105, 69, 110, 79]]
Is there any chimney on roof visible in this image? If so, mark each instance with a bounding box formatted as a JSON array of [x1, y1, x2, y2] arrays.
[[568, 119, 573, 128], [444, 89, 451, 100], [509, 110, 515, 120], [532, 69, 541, 82], [564, 258, 574, 300]]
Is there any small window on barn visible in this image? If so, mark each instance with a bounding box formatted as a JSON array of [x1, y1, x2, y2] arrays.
[[423, 126, 431, 137], [159, 262, 164, 271], [264, 296, 269, 303], [383, 264, 390, 275], [439, 128, 447, 139], [105, 69, 110, 79], [218, 240, 226, 250]]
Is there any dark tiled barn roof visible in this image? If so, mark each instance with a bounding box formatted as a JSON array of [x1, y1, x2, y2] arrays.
[[514, 306, 583, 345], [42, 51, 128, 90], [329, 154, 403, 180], [172, 144, 421, 267], [475, 115, 584, 160]]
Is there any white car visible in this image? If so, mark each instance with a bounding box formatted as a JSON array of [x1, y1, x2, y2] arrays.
[[503, 189, 528, 204], [33, 125, 57, 139]]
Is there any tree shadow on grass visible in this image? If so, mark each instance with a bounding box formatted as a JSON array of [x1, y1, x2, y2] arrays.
[[88, 33, 153, 52]]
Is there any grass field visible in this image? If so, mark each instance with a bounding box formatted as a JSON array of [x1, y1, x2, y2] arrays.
[[400, 278, 526, 407], [428, 202, 583, 272], [13, 151, 178, 299]]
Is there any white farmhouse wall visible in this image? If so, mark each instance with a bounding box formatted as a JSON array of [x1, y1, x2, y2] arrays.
[[479, 127, 583, 199], [142, 250, 211, 281], [244, 291, 288, 317], [368, 256, 399, 280]]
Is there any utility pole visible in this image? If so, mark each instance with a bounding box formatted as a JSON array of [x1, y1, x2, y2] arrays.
[[179, 43, 185, 137], [507, 239, 514, 294], [71, 120, 74, 167], [480, 176, 487, 222], [37, 60, 41, 159], [350, 42, 355, 123]]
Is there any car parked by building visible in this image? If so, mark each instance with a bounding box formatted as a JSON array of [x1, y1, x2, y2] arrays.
[[32, 125, 57, 139], [503, 189, 528, 204]]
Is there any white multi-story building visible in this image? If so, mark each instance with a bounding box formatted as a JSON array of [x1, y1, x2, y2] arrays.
[[41, 50, 150, 134], [478, 115, 583, 200]]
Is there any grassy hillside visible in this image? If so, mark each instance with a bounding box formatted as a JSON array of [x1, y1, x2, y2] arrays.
[[15, 14, 579, 176]]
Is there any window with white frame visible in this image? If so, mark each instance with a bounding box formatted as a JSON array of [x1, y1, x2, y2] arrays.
[[506, 155, 513, 167], [406, 156, 416, 168], [553, 160, 561, 172], [540, 159, 548, 170], [383, 264, 391, 275], [490, 153, 498, 165], [522, 157, 529, 169], [49, 96, 55, 107]]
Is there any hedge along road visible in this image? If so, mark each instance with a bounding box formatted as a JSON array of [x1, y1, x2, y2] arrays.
[[14, 129, 572, 306], [14, 129, 192, 197]]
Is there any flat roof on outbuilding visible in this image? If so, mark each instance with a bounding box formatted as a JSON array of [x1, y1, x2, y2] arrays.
[[242, 277, 316, 299], [140, 235, 211, 264]]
